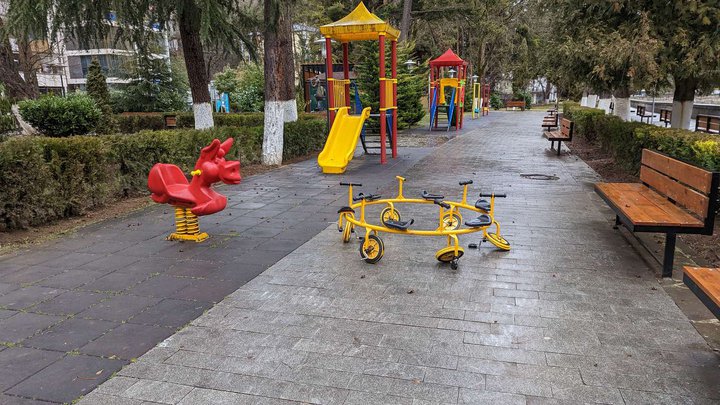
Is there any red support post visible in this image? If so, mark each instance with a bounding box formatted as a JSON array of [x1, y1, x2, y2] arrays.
[[378, 34, 387, 165], [342, 43, 351, 109], [325, 37, 335, 125], [391, 40, 398, 158]]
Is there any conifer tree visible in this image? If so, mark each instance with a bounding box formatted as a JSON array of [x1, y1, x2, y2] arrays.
[[86, 58, 114, 133]]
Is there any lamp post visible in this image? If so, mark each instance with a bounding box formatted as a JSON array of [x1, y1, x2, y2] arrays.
[[404, 59, 416, 72], [448, 68, 456, 78], [471, 74, 479, 84]]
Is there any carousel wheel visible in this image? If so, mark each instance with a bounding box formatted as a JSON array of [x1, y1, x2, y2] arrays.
[[360, 234, 385, 264], [380, 207, 401, 226], [486, 232, 511, 251]]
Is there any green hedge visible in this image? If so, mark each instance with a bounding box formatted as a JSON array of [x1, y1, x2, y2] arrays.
[[115, 114, 166, 134], [562, 102, 720, 173], [0, 115, 16, 134], [0, 118, 326, 230], [114, 112, 324, 133]]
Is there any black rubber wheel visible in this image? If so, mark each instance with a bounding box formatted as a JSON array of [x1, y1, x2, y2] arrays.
[[380, 207, 401, 226], [359, 234, 384, 264]]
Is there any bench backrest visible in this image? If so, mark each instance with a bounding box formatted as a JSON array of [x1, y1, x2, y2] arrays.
[[659, 109, 671, 122], [636, 105, 646, 116], [560, 118, 573, 138], [695, 115, 720, 133], [640, 149, 719, 226], [508, 100, 524, 107]]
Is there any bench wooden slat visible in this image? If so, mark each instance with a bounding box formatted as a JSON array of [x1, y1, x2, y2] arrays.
[[683, 267, 720, 318], [640, 166, 709, 218], [641, 150, 712, 193], [595, 183, 705, 228]]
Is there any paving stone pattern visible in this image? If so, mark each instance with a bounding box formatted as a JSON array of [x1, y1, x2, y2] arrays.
[[0, 140, 437, 403], [81, 112, 720, 404]]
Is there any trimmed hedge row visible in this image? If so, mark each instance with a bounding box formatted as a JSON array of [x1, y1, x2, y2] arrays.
[[563, 102, 720, 172], [114, 112, 323, 134], [0, 118, 326, 230]]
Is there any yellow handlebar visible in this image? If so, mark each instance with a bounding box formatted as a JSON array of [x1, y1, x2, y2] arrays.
[[190, 169, 202, 176]]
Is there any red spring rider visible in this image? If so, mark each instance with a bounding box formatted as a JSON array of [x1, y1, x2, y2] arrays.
[[147, 138, 241, 242]]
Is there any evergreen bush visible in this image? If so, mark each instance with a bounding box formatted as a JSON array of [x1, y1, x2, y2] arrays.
[[86, 58, 116, 133], [19, 93, 102, 137]]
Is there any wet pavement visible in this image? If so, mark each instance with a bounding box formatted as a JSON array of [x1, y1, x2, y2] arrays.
[[77, 111, 720, 404], [0, 125, 462, 403]]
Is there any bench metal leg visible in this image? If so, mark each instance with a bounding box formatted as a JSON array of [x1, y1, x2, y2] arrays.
[[557, 142, 561, 156], [613, 215, 620, 229], [662, 233, 676, 278]]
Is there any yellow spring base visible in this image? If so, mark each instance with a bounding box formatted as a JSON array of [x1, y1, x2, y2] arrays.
[[167, 232, 209, 242], [168, 207, 209, 242]]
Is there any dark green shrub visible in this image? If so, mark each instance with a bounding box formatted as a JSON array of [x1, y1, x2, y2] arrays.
[[513, 91, 532, 109], [114, 114, 166, 133], [0, 98, 11, 114], [283, 119, 327, 160], [0, 115, 16, 134], [490, 93, 503, 109], [561, 102, 605, 142], [19, 93, 102, 137], [593, 115, 650, 172]]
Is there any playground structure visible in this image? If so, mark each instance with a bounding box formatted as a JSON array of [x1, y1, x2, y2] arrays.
[[472, 82, 491, 119], [429, 49, 468, 131], [147, 138, 242, 242], [317, 2, 399, 174], [337, 176, 510, 269]]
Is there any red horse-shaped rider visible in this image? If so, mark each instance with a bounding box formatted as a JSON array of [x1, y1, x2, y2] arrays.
[[148, 138, 241, 241]]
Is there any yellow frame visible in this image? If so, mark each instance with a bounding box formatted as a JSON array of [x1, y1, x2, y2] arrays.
[[339, 176, 508, 262]]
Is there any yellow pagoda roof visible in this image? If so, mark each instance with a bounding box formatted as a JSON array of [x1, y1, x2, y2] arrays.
[[319, 2, 400, 42]]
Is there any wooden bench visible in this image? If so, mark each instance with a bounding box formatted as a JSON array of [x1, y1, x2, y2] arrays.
[[542, 113, 558, 130], [596, 149, 720, 277], [635, 105, 654, 123], [683, 267, 720, 319], [659, 109, 671, 127], [506, 100, 526, 111], [695, 114, 720, 134], [543, 118, 573, 155]]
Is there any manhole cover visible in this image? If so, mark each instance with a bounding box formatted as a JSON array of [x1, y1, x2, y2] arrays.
[[520, 173, 559, 181]]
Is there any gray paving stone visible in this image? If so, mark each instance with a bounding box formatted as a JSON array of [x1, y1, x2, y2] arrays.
[[25, 318, 117, 352], [0, 286, 65, 310], [6, 354, 125, 403], [78, 294, 161, 322], [0, 347, 64, 391], [0, 312, 64, 343], [80, 323, 174, 360], [30, 290, 109, 315], [122, 380, 194, 404], [459, 388, 526, 405]]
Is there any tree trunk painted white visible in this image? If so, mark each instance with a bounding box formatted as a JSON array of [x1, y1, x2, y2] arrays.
[[11, 104, 37, 135], [587, 94, 598, 108], [580, 96, 588, 107], [613, 97, 631, 121], [263, 100, 287, 166], [597, 98, 611, 114], [671, 100, 693, 130], [193, 102, 214, 130], [283, 100, 298, 122], [670, 77, 697, 129]]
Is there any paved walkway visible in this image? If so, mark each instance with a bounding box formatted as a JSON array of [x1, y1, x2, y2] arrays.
[[79, 112, 720, 404], [0, 127, 465, 403]]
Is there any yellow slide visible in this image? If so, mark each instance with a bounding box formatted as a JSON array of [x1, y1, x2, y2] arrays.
[[318, 106, 371, 174]]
